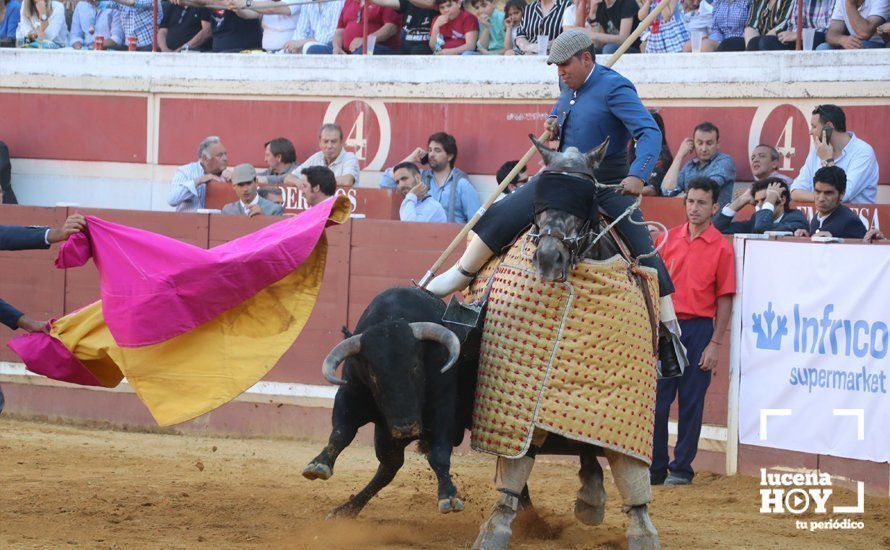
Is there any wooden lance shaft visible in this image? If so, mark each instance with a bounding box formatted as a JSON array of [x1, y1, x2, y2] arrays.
[[418, 5, 670, 289]]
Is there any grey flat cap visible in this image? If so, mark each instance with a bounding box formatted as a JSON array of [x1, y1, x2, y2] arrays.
[[547, 29, 594, 65], [231, 163, 256, 184]]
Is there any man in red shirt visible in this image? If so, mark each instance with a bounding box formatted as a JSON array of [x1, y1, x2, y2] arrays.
[[306, 0, 402, 54], [651, 176, 735, 486], [429, 0, 478, 54]]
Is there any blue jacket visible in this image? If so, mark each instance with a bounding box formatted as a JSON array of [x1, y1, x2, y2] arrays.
[[713, 207, 808, 235], [1, 225, 50, 329], [550, 64, 662, 182], [809, 204, 867, 239], [0, 0, 21, 41]]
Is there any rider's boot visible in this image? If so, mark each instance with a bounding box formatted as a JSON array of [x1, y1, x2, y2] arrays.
[[657, 296, 688, 379], [472, 455, 535, 550], [426, 235, 494, 297]]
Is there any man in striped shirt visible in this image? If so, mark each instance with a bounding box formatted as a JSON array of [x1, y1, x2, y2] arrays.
[[282, 0, 345, 53], [167, 136, 229, 212]]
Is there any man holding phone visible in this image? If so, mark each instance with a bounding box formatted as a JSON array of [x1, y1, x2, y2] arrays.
[[790, 104, 879, 204]]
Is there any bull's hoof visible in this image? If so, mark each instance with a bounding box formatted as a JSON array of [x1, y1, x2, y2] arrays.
[[438, 496, 465, 514], [573, 498, 605, 526], [302, 462, 333, 481], [626, 505, 660, 550], [325, 503, 360, 520], [472, 504, 515, 550]]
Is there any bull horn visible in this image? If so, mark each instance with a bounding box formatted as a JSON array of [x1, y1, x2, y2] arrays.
[[409, 322, 461, 374], [322, 335, 362, 385]]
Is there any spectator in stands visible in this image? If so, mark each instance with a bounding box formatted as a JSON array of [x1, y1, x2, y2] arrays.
[[651, 177, 734, 487], [183, 0, 263, 52], [818, 0, 888, 50], [430, 0, 478, 54], [394, 162, 447, 222], [225, 0, 300, 52], [749, 144, 791, 183], [0, 141, 16, 204], [680, 0, 714, 51], [700, 0, 751, 51], [495, 160, 529, 193], [639, 0, 689, 53], [222, 163, 285, 216], [502, 0, 524, 54], [0, 0, 22, 47], [513, 0, 570, 55], [257, 137, 297, 185], [631, 110, 672, 196], [158, 1, 212, 51], [713, 178, 808, 234], [744, 0, 795, 50], [70, 0, 123, 49], [794, 166, 868, 239], [108, 0, 162, 51], [864, 226, 886, 242], [662, 121, 736, 206], [587, 0, 643, 54], [282, 0, 342, 54], [300, 165, 337, 207], [380, 132, 481, 224], [258, 185, 285, 207], [306, 0, 401, 54], [16, 0, 68, 47], [790, 104, 878, 204], [370, 0, 437, 54], [759, 0, 832, 50], [879, 21, 890, 43], [469, 0, 506, 53], [285, 124, 360, 187], [167, 136, 228, 212]]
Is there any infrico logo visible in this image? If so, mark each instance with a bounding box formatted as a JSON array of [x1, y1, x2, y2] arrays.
[[758, 408, 866, 531]]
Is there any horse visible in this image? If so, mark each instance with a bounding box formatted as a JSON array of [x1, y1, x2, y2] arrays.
[[471, 135, 661, 550]]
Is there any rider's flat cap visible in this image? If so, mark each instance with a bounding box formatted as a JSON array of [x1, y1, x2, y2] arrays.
[[547, 29, 594, 65]]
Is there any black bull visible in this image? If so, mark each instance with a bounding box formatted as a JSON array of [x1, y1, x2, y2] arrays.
[[303, 286, 601, 518]]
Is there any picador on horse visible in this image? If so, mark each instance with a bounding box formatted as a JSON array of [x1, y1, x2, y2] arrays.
[[422, 29, 688, 550]]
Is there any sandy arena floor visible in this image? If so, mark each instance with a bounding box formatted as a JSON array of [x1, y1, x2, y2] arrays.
[[1, 418, 887, 549]]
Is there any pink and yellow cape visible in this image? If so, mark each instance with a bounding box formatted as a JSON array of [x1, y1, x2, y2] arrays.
[[8, 196, 351, 426]]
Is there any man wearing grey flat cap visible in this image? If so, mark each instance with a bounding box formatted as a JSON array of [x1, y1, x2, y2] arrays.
[[222, 163, 285, 217], [434, 29, 685, 376]]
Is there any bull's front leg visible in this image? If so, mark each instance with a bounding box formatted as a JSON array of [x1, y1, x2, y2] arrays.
[[327, 423, 407, 519], [303, 387, 369, 481], [425, 399, 463, 514]]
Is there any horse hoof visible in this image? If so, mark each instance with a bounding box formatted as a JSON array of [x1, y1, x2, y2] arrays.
[[438, 496, 465, 514], [574, 498, 605, 525], [302, 462, 332, 480], [628, 534, 661, 550]]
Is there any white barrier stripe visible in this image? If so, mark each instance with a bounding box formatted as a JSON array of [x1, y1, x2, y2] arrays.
[[0, 361, 336, 405]]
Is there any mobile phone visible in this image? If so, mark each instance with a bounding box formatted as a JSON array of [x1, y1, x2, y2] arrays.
[[420, 153, 429, 165], [822, 126, 833, 142]]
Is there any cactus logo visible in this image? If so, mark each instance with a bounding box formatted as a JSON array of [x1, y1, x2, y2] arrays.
[[752, 302, 788, 351]]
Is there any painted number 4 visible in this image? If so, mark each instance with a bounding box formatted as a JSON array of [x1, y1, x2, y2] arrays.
[[775, 116, 796, 172], [345, 111, 367, 162]]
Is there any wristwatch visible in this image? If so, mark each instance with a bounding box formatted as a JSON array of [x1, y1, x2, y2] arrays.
[[245, 0, 252, 6]]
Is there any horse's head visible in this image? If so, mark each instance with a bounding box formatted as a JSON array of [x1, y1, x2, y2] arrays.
[[529, 134, 609, 282]]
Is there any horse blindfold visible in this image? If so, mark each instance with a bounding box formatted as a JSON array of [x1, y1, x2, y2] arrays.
[[533, 172, 599, 222]]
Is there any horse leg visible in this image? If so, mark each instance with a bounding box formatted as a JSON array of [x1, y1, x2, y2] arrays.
[[603, 449, 660, 550], [327, 424, 407, 519], [303, 389, 367, 480], [472, 455, 535, 550], [574, 446, 607, 525]]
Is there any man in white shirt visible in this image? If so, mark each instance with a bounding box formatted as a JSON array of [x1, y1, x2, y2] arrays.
[[790, 104, 879, 204], [749, 144, 791, 184], [222, 164, 284, 216], [167, 136, 228, 212], [394, 161, 447, 223], [285, 124, 360, 188], [817, 0, 888, 49]]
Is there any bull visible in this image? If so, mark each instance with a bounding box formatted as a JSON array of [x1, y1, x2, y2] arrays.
[[302, 287, 470, 518]]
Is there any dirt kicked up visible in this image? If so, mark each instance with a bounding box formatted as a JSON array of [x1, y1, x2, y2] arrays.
[[1, 418, 887, 549]]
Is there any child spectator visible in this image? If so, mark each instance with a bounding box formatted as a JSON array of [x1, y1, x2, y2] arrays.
[[16, 0, 68, 47], [430, 0, 479, 54], [502, 0, 524, 54], [370, 0, 438, 54], [680, 0, 713, 50], [589, 0, 643, 54], [469, 0, 506, 53], [639, 0, 689, 52], [700, 0, 751, 51]]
